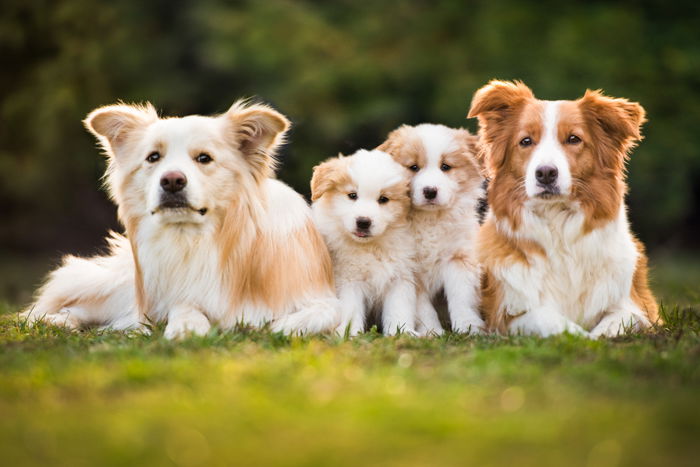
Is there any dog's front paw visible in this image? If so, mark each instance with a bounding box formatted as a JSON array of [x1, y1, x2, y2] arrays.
[[590, 312, 644, 338], [416, 323, 444, 337], [510, 310, 589, 337], [451, 317, 486, 335], [164, 311, 211, 340], [24, 308, 82, 330]]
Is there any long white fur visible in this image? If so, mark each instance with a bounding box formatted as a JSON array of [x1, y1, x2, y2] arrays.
[[23, 103, 340, 338], [312, 150, 418, 336]]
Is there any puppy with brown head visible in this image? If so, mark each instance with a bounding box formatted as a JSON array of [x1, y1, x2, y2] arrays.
[[311, 149, 417, 336], [378, 124, 486, 335], [468, 80, 658, 337], [24, 101, 340, 338]]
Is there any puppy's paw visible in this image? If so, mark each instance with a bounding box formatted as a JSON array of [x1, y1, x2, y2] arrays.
[[451, 317, 486, 335], [164, 312, 211, 340], [416, 324, 444, 337]]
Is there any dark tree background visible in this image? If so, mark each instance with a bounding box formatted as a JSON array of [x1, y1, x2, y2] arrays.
[[1, 0, 699, 259]]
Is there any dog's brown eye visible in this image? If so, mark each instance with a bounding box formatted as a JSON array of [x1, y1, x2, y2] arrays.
[[519, 137, 533, 147], [196, 153, 213, 164], [146, 152, 161, 163], [409, 165, 419, 172], [566, 135, 582, 145], [441, 163, 451, 172], [378, 196, 389, 204], [348, 192, 357, 200]]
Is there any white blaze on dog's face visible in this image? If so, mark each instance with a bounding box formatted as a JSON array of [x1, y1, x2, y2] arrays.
[[468, 80, 645, 222], [84, 101, 289, 226], [311, 150, 410, 243], [377, 124, 482, 210]]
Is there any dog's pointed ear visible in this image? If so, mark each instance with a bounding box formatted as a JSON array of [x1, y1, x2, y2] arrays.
[[223, 101, 290, 179], [311, 156, 346, 202], [84, 103, 158, 155], [467, 80, 534, 121], [578, 89, 646, 156]]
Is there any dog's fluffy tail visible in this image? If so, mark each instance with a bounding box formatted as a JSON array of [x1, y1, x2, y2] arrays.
[[21, 232, 141, 331]]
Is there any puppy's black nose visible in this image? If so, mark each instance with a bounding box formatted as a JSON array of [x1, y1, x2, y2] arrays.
[[356, 217, 372, 231], [423, 186, 438, 200], [160, 171, 187, 193], [535, 166, 558, 185]]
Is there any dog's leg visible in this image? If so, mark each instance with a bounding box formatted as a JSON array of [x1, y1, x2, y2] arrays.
[[442, 260, 485, 334], [590, 298, 650, 338], [382, 279, 417, 336], [509, 304, 589, 337], [415, 290, 443, 336], [333, 284, 366, 337], [163, 305, 211, 340]]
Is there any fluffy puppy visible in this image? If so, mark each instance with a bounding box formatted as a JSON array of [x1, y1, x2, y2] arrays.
[[311, 149, 416, 336], [378, 124, 485, 335], [23, 101, 339, 338], [468, 80, 658, 337]]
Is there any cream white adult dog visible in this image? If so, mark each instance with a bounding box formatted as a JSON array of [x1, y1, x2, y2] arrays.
[[311, 149, 417, 336], [23, 101, 340, 338], [378, 124, 485, 335], [468, 80, 658, 337]]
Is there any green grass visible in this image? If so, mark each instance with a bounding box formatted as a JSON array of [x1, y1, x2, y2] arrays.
[[1, 254, 699, 466]]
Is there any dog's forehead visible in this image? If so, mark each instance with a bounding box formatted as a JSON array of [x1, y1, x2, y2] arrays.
[[412, 124, 459, 161], [145, 115, 222, 148], [348, 151, 404, 191]]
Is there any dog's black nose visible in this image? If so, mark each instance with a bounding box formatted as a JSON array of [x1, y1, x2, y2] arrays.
[[535, 166, 558, 185], [423, 186, 438, 200], [160, 171, 187, 193], [356, 217, 372, 231]]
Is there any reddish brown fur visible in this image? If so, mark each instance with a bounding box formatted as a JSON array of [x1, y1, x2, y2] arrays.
[[469, 80, 658, 329]]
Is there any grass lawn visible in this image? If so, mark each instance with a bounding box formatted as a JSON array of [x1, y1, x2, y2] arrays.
[[1, 254, 699, 466]]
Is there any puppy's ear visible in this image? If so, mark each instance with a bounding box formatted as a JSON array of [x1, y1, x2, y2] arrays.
[[224, 100, 290, 180], [84, 103, 158, 155], [578, 90, 646, 159], [454, 129, 485, 176], [376, 125, 418, 168], [467, 80, 534, 121], [310, 157, 346, 202]]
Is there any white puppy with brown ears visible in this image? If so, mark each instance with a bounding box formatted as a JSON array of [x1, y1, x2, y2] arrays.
[[23, 101, 340, 338], [378, 124, 485, 335], [311, 149, 417, 336]]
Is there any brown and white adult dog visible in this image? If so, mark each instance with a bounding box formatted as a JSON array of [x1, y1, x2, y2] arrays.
[[378, 124, 485, 334], [468, 80, 658, 337], [23, 101, 340, 338]]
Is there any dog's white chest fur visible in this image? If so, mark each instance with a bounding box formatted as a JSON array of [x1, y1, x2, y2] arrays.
[[496, 203, 639, 330]]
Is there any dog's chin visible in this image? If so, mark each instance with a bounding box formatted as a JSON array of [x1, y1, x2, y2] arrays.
[[349, 230, 374, 243], [413, 200, 446, 211], [532, 187, 566, 201]]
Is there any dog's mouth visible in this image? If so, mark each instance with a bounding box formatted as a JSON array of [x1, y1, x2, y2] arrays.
[[353, 230, 372, 239], [152, 201, 208, 216], [535, 186, 561, 199]]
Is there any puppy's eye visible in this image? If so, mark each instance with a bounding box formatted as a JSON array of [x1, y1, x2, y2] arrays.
[[196, 153, 213, 164], [441, 163, 451, 172], [519, 137, 533, 147], [566, 135, 582, 145], [348, 192, 358, 200], [378, 196, 389, 204], [146, 152, 161, 163], [408, 165, 419, 172]]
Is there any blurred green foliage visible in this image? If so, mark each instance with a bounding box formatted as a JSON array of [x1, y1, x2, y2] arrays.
[[1, 0, 699, 253]]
